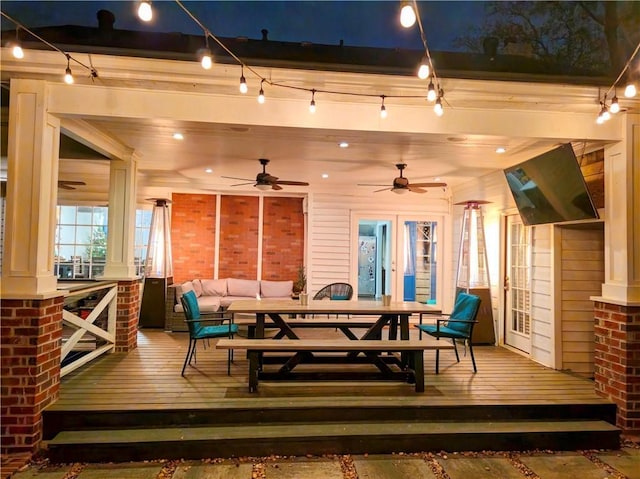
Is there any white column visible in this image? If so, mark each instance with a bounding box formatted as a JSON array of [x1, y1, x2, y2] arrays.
[[1, 79, 59, 297], [101, 152, 139, 279], [600, 112, 640, 304]]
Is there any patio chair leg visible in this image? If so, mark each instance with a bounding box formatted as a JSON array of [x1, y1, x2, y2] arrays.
[[468, 341, 478, 373], [181, 338, 195, 376], [435, 348, 440, 374], [452, 339, 460, 362]]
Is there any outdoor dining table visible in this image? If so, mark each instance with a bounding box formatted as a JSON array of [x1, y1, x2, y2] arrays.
[[226, 299, 442, 374]]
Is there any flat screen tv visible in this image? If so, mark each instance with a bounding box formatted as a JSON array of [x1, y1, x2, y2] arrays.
[[503, 143, 599, 226]]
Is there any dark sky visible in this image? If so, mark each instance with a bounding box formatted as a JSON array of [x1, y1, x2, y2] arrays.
[[1, 1, 486, 51]]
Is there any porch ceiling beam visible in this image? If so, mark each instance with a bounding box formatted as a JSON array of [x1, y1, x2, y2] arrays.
[[60, 118, 134, 161]]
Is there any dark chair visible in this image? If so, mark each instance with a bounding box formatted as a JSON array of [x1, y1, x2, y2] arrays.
[[181, 290, 238, 376], [312, 283, 353, 318], [416, 292, 481, 374], [313, 283, 353, 301]]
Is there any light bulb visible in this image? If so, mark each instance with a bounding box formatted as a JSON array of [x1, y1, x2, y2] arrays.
[[400, 2, 416, 28], [309, 90, 316, 113], [596, 114, 604, 125], [200, 50, 212, 70], [12, 44, 24, 59], [427, 80, 436, 102], [380, 104, 387, 119], [239, 68, 247, 94], [64, 66, 74, 84], [434, 98, 443, 116], [624, 83, 636, 98], [138, 1, 152, 22], [258, 87, 265, 104], [602, 108, 610, 121], [417, 60, 429, 80], [610, 96, 620, 114]]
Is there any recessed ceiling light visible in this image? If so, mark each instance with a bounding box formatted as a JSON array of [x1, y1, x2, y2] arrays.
[[173, 132, 184, 140], [205, 168, 213, 174], [433, 177, 442, 182], [339, 142, 349, 148], [322, 173, 329, 179], [496, 147, 506, 154]]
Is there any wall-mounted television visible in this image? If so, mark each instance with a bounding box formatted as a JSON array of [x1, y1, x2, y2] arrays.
[[503, 143, 599, 226]]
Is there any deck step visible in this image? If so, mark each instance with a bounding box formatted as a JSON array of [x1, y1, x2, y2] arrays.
[[46, 419, 620, 463]]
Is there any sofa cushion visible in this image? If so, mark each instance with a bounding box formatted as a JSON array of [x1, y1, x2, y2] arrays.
[[176, 281, 195, 298], [261, 280, 293, 298], [201, 279, 227, 296], [227, 278, 260, 298], [174, 295, 221, 313], [192, 279, 203, 297]]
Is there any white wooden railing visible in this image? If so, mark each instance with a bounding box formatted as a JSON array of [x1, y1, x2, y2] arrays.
[[60, 281, 118, 377]]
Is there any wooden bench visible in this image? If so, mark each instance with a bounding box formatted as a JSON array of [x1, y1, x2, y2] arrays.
[[217, 338, 443, 393]]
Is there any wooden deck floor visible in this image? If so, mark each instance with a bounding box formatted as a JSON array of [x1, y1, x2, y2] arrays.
[[49, 328, 610, 412]]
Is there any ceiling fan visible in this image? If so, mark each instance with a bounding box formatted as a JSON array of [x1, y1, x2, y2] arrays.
[[358, 163, 447, 194], [58, 180, 86, 190], [222, 158, 309, 191]]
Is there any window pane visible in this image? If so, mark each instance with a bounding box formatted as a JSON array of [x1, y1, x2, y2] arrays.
[[58, 205, 77, 224], [75, 226, 93, 245], [76, 207, 93, 225], [58, 225, 76, 243], [93, 207, 108, 226]]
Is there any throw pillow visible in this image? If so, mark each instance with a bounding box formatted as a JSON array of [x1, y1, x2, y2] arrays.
[[260, 280, 293, 298], [192, 279, 203, 297], [201, 279, 228, 296], [227, 278, 260, 297]]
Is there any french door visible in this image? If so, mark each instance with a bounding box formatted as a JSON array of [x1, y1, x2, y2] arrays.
[[351, 213, 443, 307], [504, 214, 532, 353]]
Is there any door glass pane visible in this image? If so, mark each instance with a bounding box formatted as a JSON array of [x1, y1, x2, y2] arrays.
[[509, 222, 531, 335], [403, 220, 437, 303]]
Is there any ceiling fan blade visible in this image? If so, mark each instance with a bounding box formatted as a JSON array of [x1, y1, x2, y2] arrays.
[[222, 175, 254, 182], [230, 182, 255, 187], [358, 183, 389, 187], [58, 184, 75, 190], [408, 186, 427, 194], [59, 180, 86, 186], [373, 187, 392, 193], [274, 180, 310, 186], [409, 182, 448, 188]]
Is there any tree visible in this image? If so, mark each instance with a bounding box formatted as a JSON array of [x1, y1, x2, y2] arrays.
[[85, 227, 107, 259], [454, 1, 640, 75]]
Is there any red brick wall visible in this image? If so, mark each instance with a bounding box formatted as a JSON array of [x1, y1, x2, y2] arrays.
[[594, 301, 640, 432], [1, 296, 63, 454], [116, 280, 140, 351], [171, 193, 217, 282], [219, 196, 259, 279], [262, 197, 304, 281]]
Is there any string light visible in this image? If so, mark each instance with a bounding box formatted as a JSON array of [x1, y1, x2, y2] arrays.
[[417, 55, 429, 80], [138, 1, 153, 22], [380, 95, 387, 118], [434, 90, 444, 116], [399, 1, 416, 28], [596, 40, 640, 122], [10, 27, 24, 59], [309, 89, 316, 113], [2, 1, 449, 120], [64, 55, 74, 84], [426, 79, 436, 102], [609, 94, 620, 114], [200, 34, 212, 70], [239, 66, 248, 94]]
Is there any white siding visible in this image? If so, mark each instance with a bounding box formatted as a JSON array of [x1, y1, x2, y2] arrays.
[[558, 224, 604, 377]]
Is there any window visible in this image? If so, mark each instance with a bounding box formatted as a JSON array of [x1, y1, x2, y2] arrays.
[[54, 206, 152, 279]]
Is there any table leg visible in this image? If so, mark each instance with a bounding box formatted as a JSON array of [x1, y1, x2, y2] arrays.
[[400, 314, 410, 367], [413, 351, 424, 393], [268, 313, 299, 339], [248, 350, 259, 393]]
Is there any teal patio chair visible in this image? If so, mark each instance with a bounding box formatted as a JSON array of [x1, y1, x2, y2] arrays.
[[416, 292, 481, 374], [313, 283, 353, 318], [181, 290, 238, 376]]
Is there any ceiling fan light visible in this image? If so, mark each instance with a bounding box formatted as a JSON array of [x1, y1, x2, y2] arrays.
[[255, 183, 271, 191], [393, 187, 408, 194]]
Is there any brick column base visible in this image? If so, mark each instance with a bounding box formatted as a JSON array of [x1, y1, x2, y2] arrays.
[[116, 280, 140, 352], [0, 295, 64, 455], [594, 301, 640, 433]]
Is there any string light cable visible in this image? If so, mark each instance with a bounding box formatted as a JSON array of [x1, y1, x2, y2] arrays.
[[596, 39, 640, 123], [1, 11, 98, 81]]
